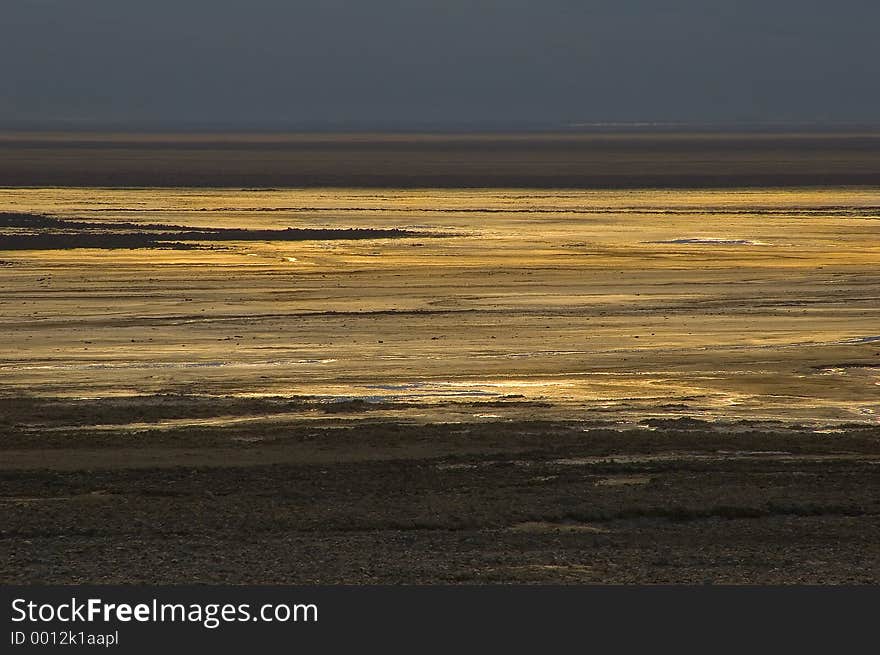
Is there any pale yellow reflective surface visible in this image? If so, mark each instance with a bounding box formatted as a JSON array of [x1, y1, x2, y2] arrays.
[[1, 187, 879, 426]]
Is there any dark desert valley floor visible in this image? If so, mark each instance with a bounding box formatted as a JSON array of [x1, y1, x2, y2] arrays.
[[1, 132, 879, 583]]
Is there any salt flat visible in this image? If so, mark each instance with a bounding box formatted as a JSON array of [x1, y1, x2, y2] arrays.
[[1, 186, 878, 426]]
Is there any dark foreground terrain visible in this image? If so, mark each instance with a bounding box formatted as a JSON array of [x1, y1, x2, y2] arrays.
[[2, 397, 878, 584]]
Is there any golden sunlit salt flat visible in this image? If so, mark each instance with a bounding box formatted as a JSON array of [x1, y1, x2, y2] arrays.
[[1, 186, 878, 425]]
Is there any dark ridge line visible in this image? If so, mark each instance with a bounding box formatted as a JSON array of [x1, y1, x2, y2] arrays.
[[0, 212, 447, 251], [0, 211, 439, 236], [0, 213, 229, 232]]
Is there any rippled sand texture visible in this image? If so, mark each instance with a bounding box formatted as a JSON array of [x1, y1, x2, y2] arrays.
[[1, 187, 879, 425]]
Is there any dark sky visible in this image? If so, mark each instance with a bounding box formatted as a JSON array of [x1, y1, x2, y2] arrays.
[[3, 0, 878, 128]]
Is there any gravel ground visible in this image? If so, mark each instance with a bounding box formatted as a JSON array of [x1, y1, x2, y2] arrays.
[[3, 418, 878, 584]]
